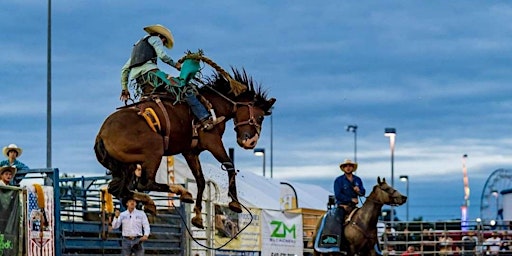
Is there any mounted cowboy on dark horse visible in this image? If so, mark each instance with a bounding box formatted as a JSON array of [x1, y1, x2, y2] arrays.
[[313, 177, 407, 256], [95, 24, 276, 229]]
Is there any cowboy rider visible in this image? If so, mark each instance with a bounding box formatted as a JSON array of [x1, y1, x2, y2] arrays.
[[120, 24, 224, 131], [333, 159, 366, 240]]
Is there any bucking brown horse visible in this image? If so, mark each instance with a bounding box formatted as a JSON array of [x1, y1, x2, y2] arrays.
[[313, 177, 407, 256], [94, 68, 276, 229]]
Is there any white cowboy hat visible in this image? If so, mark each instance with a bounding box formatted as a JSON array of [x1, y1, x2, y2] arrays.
[[143, 24, 174, 49], [339, 159, 358, 171], [3, 144, 23, 157]]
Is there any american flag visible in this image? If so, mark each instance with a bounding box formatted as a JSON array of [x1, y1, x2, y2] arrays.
[[28, 192, 38, 213], [27, 186, 54, 256]]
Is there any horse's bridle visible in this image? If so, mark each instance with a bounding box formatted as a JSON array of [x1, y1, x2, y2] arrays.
[[232, 101, 262, 135], [202, 83, 262, 134], [366, 185, 402, 206]]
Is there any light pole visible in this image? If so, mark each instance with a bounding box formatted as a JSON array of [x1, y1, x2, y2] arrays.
[[346, 125, 358, 162], [254, 148, 266, 177], [270, 106, 274, 178], [400, 175, 409, 221], [384, 127, 396, 223]]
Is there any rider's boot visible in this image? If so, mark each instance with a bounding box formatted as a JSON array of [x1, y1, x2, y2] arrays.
[[184, 91, 225, 131], [200, 116, 226, 131]]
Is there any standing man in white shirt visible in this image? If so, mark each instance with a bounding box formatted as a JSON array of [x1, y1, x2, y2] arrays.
[[112, 196, 151, 256]]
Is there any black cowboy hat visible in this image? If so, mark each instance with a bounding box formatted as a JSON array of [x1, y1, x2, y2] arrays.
[[122, 195, 136, 206]]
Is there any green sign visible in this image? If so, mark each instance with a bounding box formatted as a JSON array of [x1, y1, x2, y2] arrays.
[[270, 220, 296, 239], [0, 234, 13, 256]]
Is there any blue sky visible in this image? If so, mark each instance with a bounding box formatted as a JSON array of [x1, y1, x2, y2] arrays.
[[1, 1, 511, 222]]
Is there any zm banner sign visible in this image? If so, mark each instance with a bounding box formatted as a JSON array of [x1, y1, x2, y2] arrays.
[[261, 209, 303, 256]]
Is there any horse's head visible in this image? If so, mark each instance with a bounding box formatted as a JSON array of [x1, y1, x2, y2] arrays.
[[233, 94, 275, 149], [206, 69, 276, 149], [371, 177, 407, 206]]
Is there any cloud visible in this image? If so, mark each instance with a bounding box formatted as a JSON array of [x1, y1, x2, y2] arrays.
[[2, 1, 512, 221]]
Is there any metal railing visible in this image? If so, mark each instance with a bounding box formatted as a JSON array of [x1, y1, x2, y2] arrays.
[[378, 220, 511, 256]]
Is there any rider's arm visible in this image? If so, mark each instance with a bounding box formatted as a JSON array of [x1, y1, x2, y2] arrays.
[[147, 36, 176, 68], [356, 177, 366, 196], [334, 176, 349, 204], [121, 58, 131, 90]]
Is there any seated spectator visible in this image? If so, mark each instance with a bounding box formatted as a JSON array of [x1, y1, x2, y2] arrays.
[[401, 245, 420, 256], [461, 231, 478, 256], [438, 231, 454, 256], [382, 224, 397, 245], [383, 245, 396, 256], [484, 231, 501, 255], [499, 231, 511, 255], [397, 226, 417, 251], [0, 166, 16, 186], [420, 228, 436, 256]]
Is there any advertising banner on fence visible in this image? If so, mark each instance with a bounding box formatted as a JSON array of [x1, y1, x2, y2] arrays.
[[27, 185, 54, 256], [214, 204, 261, 251], [261, 209, 303, 256], [0, 187, 23, 256]]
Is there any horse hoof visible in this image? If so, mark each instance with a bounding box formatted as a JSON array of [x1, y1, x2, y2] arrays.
[[191, 216, 204, 229], [229, 201, 242, 213], [180, 192, 194, 204]]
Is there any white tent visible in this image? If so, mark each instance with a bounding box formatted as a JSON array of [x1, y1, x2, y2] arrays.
[[162, 157, 331, 211]]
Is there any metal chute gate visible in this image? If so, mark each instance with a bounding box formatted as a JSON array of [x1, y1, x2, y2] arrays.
[[0, 168, 187, 256]]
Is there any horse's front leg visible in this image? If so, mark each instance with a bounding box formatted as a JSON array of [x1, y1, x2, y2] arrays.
[[222, 161, 241, 213], [182, 152, 206, 229], [206, 145, 242, 213]]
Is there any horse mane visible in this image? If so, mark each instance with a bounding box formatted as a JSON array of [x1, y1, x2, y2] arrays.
[[202, 68, 270, 104]]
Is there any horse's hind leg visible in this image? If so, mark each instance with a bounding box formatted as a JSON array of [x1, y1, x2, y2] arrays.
[[144, 177, 194, 204], [132, 191, 157, 215], [138, 153, 194, 206], [169, 184, 193, 203], [182, 152, 206, 229]]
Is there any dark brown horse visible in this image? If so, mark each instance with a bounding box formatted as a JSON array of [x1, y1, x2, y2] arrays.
[[94, 68, 276, 229], [313, 177, 407, 256]]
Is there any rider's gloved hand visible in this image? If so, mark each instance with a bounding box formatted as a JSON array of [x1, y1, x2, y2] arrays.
[[120, 89, 130, 101], [175, 62, 182, 71]]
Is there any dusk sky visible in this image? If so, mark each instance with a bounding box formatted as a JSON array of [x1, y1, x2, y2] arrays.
[[2, 1, 512, 222]]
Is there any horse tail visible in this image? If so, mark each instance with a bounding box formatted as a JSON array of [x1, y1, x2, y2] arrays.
[[94, 136, 108, 165], [94, 136, 132, 197]]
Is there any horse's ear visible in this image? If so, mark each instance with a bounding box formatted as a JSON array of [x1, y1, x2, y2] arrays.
[[382, 177, 387, 184], [377, 176, 381, 184], [264, 98, 276, 115]]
